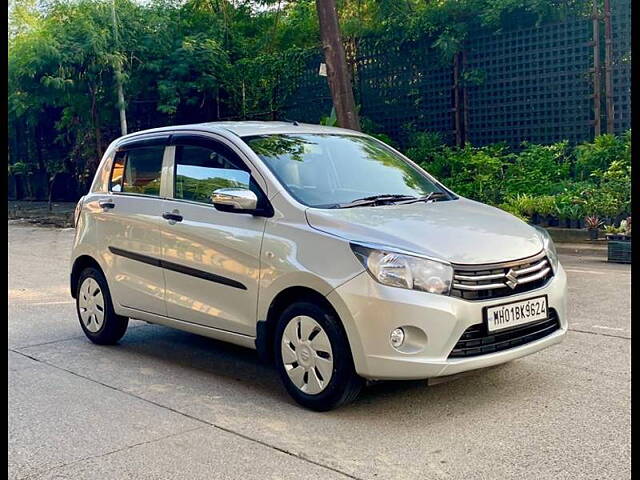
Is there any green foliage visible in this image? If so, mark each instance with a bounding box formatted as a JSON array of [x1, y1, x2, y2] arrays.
[[417, 143, 509, 205], [404, 131, 445, 165], [461, 68, 487, 87], [603, 224, 619, 234], [503, 142, 570, 196], [8, 161, 34, 176], [403, 130, 631, 222], [359, 116, 397, 148], [605, 217, 632, 237], [320, 107, 337, 127], [531, 195, 556, 216], [4, 0, 617, 201], [499, 194, 535, 221], [575, 131, 630, 180], [155, 34, 230, 116]]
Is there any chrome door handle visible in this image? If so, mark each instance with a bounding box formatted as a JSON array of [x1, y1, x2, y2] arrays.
[[99, 199, 115, 209], [162, 211, 183, 223]]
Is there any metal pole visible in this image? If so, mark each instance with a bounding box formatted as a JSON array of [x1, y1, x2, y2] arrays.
[[462, 50, 469, 145], [453, 52, 462, 147]]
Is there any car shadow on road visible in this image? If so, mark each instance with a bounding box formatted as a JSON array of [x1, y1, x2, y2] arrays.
[[98, 321, 550, 416]]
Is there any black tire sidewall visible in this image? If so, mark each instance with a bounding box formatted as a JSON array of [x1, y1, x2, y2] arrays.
[[76, 267, 127, 344], [274, 300, 362, 411]]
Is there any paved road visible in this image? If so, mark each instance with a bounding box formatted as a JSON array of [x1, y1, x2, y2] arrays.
[[8, 224, 631, 480]]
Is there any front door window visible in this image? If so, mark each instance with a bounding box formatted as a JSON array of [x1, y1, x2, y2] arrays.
[[174, 144, 250, 205]]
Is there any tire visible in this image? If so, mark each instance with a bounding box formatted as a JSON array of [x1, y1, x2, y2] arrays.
[[76, 267, 129, 345], [274, 299, 364, 411]]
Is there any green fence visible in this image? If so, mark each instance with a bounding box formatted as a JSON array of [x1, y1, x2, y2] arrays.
[[282, 0, 631, 147], [611, 0, 631, 134]]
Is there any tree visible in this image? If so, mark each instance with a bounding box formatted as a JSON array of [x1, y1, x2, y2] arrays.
[[315, 0, 360, 131], [8, 0, 592, 201]]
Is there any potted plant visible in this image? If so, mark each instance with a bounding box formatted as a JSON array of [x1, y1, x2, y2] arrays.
[[517, 194, 536, 223], [567, 203, 584, 229], [584, 216, 603, 240], [499, 195, 530, 222], [534, 196, 555, 227], [554, 199, 571, 228], [605, 217, 631, 264]]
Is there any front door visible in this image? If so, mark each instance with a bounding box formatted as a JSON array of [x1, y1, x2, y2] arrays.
[[160, 134, 268, 336]]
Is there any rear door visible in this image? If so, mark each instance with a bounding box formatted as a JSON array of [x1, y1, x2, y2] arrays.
[[101, 136, 169, 316], [160, 133, 268, 336]]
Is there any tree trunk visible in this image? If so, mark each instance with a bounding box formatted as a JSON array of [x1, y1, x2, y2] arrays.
[[111, 0, 128, 135], [315, 0, 361, 131], [48, 172, 59, 212], [34, 122, 45, 172], [89, 85, 104, 164], [115, 68, 128, 135]]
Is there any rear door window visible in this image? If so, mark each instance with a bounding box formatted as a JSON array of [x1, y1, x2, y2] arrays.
[[110, 145, 165, 196]]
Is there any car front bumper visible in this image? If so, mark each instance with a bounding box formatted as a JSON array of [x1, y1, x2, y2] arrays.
[[328, 263, 568, 380]]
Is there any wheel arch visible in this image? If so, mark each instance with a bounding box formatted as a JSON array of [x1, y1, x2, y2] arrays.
[[70, 255, 105, 298], [256, 286, 344, 364]]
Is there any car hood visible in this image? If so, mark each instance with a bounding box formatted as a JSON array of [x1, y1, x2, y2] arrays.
[[305, 198, 544, 265]]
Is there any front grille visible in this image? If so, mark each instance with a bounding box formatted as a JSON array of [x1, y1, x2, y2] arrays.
[[448, 309, 560, 358], [450, 251, 553, 301]]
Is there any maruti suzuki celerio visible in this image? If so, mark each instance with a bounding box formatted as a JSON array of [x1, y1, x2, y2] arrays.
[[70, 121, 567, 411]]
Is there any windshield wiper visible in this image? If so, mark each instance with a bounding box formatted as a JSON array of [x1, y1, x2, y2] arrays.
[[335, 194, 416, 209], [393, 191, 450, 205]]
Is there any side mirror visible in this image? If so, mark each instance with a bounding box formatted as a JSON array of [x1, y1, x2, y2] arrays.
[[211, 188, 258, 213]]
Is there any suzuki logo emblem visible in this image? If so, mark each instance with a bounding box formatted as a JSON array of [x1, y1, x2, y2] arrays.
[[505, 269, 518, 289]]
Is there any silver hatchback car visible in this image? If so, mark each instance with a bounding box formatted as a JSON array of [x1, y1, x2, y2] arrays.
[[70, 121, 568, 410]]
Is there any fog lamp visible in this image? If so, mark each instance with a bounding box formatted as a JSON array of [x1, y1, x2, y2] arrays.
[[390, 328, 405, 348]]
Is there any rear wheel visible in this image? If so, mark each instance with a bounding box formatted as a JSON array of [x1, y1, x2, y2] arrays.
[[274, 300, 363, 411], [76, 267, 128, 345]]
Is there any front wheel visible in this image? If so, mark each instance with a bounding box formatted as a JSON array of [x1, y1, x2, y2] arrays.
[[274, 300, 363, 411]]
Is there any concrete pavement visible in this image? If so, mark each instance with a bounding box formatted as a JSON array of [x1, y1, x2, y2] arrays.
[[8, 224, 631, 480]]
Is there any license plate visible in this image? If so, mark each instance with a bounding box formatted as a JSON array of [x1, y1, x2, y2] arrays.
[[485, 296, 548, 332]]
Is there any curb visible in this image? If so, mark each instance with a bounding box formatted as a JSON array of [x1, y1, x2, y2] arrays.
[[8, 217, 74, 229], [556, 244, 607, 257]]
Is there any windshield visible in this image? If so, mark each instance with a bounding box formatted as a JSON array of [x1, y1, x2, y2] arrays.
[[243, 133, 449, 208]]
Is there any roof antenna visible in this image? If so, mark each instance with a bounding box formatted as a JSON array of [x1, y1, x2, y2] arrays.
[[281, 117, 299, 126]]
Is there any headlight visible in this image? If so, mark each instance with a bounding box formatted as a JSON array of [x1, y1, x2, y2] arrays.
[[351, 243, 453, 295], [533, 226, 559, 272]]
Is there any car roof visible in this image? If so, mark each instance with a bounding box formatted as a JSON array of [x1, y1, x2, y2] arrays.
[[116, 121, 365, 143]]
